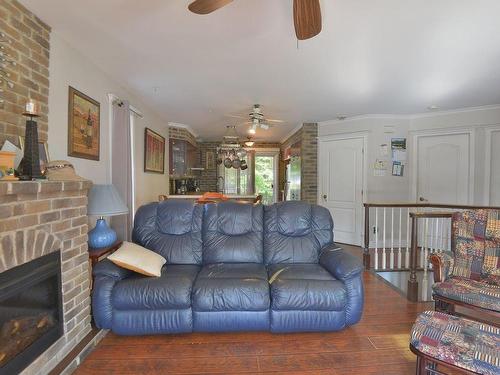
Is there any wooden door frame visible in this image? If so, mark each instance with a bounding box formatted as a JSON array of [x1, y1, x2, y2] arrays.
[[409, 127, 476, 204], [483, 124, 500, 205], [253, 149, 280, 204], [318, 132, 368, 246]]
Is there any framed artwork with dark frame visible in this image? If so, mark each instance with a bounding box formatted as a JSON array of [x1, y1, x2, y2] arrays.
[[68, 86, 100, 160], [144, 127, 165, 174]]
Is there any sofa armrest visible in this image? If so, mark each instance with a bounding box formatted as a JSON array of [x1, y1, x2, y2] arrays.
[[93, 258, 133, 280], [320, 245, 364, 281], [320, 245, 364, 326], [92, 259, 133, 329], [429, 251, 454, 283]]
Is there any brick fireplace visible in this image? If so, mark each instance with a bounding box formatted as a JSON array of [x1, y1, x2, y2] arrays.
[[0, 180, 92, 374]]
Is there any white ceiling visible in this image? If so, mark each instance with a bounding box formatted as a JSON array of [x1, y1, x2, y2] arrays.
[[21, 0, 500, 141]]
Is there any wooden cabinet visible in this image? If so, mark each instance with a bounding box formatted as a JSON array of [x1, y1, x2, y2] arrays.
[[169, 139, 200, 176]]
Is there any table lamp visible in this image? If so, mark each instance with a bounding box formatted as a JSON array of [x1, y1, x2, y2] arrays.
[[87, 184, 128, 249]]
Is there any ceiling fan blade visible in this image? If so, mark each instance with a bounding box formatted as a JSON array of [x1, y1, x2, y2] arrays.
[[293, 0, 322, 40], [225, 114, 247, 119], [266, 118, 284, 123], [188, 0, 233, 15]]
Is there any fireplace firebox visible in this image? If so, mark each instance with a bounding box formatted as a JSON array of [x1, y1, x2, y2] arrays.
[[0, 251, 63, 375]]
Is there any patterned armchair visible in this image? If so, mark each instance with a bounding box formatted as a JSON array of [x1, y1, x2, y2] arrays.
[[430, 210, 500, 320]]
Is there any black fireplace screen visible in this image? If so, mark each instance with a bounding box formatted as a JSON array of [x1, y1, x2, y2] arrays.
[[0, 251, 63, 375]]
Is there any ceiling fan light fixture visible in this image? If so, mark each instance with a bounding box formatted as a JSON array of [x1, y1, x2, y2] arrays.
[[244, 140, 255, 147]]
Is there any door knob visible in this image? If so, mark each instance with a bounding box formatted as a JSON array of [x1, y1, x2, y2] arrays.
[[323, 194, 327, 200], [419, 197, 428, 202]]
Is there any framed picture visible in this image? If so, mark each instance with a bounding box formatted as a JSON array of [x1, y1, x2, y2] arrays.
[[144, 127, 165, 174], [18, 136, 50, 173], [68, 86, 100, 160]]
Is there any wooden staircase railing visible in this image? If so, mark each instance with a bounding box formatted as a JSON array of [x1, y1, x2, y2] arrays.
[[363, 202, 500, 302]]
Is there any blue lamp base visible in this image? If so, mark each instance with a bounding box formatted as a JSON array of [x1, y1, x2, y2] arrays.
[[88, 218, 117, 249]]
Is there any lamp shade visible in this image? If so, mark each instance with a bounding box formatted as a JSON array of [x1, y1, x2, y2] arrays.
[[88, 184, 128, 216]]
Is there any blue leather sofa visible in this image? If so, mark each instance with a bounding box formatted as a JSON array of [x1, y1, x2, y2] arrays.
[[92, 200, 364, 335]]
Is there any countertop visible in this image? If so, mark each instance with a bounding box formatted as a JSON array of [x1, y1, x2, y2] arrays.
[[167, 194, 257, 199]]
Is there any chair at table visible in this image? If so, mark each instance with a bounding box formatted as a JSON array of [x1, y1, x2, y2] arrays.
[[196, 192, 229, 204]]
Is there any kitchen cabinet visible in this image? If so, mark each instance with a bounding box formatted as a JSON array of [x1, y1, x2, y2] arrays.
[[169, 139, 201, 177]]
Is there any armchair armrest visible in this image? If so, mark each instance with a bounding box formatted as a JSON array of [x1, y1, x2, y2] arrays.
[[320, 245, 364, 281], [429, 251, 454, 283]]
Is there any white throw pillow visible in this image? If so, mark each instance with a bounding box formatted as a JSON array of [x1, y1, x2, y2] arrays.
[[108, 241, 166, 277]]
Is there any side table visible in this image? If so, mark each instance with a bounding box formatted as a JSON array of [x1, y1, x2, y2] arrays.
[[88, 241, 122, 289]]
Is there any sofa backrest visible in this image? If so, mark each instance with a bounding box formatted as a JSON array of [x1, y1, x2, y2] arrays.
[[202, 201, 264, 264], [132, 200, 203, 265], [264, 201, 333, 265]]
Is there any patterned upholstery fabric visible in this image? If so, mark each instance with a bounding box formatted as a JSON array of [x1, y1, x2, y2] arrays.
[[451, 210, 487, 281], [411, 311, 500, 375], [483, 211, 500, 280], [432, 276, 500, 312], [451, 210, 500, 282]]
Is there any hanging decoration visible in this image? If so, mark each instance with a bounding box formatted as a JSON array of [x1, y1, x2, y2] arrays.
[[216, 126, 248, 170]]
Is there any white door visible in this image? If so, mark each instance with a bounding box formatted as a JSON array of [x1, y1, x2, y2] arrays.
[[488, 130, 500, 205], [416, 133, 471, 204], [319, 137, 364, 245]]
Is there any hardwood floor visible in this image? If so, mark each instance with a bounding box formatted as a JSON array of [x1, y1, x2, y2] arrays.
[[75, 256, 435, 374]]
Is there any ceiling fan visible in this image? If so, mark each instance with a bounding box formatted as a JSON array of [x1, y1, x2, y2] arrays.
[[228, 104, 284, 135], [188, 0, 322, 40]]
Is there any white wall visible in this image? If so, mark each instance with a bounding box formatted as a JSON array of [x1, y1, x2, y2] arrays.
[[48, 32, 169, 209], [319, 105, 500, 205], [132, 115, 169, 211]]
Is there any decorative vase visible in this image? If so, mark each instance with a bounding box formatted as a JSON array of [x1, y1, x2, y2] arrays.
[[88, 218, 117, 249]]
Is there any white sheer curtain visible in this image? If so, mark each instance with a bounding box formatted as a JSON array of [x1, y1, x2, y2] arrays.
[[110, 100, 133, 241]]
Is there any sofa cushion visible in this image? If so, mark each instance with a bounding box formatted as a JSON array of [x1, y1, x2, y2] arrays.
[[432, 276, 500, 312], [483, 210, 500, 278], [132, 200, 203, 265], [202, 202, 264, 264], [451, 210, 487, 281], [268, 264, 347, 311], [264, 202, 333, 265], [112, 265, 200, 310], [107, 241, 166, 277], [193, 263, 270, 311]]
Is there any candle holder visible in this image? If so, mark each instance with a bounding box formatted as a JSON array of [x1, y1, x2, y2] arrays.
[[18, 99, 44, 180]]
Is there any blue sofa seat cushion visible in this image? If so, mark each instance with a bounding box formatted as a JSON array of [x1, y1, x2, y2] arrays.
[[193, 263, 270, 312], [112, 265, 200, 310], [268, 264, 347, 311]]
